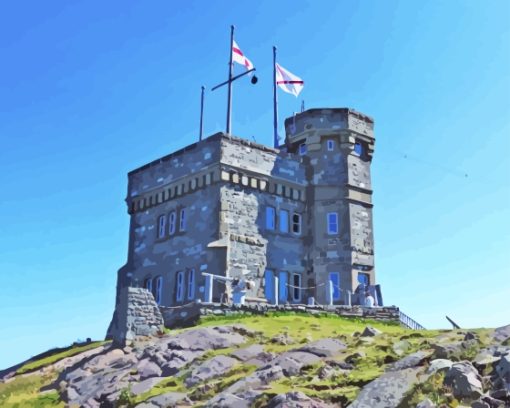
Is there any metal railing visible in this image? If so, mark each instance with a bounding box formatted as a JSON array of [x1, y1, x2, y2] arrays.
[[399, 310, 426, 330]]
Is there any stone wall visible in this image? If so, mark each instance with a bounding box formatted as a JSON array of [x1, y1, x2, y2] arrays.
[[107, 287, 164, 346], [160, 301, 400, 329]]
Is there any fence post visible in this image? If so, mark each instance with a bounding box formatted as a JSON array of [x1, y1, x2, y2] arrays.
[[345, 290, 352, 307], [205, 274, 213, 303]]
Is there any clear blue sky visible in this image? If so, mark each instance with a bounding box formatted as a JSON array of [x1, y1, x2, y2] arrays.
[[0, 0, 509, 369]]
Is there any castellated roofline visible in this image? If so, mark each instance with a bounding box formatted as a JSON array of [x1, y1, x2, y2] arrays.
[[128, 132, 279, 177], [284, 108, 374, 126], [284, 107, 375, 143]]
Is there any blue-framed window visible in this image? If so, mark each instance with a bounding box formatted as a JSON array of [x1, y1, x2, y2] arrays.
[[292, 274, 301, 302], [299, 143, 307, 155], [187, 269, 195, 300], [279, 209, 289, 233], [354, 141, 366, 157], [144, 277, 153, 294], [329, 272, 341, 301], [169, 211, 176, 235], [157, 215, 166, 238], [153, 276, 163, 305], [292, 213, 302, 235], [176, 271, 184, 301], [266, 207, 275, 230], [327, 212, 338, 234], [358, 273, 370, 286], [327, 140, 335, 151], [179, 208, 186, 231]]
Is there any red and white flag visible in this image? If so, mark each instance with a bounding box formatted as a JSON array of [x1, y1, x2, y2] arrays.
[[275, 63, 304, 97], [232, 40, 254, 71]]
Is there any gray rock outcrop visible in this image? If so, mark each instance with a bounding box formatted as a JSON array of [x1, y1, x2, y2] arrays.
[[444, 361, 483, 399]]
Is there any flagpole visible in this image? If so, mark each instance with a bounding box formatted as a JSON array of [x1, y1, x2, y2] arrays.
[[273, 46, 278, 149], [226, 25, 234, 135], [199, 86, 205, 141]]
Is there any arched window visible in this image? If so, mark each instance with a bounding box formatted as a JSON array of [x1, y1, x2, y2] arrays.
[[187, 269, 195, 300], [153, 276, 162, 305]]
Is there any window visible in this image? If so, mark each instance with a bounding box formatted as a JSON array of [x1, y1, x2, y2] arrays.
[[264, 270, 273, 303], [169, 211, 176, 235], [354, 142, 364, 156], [327, 212, 338, 234], [327, 140, 335, 151], [179, 208, 186, 231], [358, 273, 370, 286], [157, 215, 166, 239], [187, 269, 195, 300], [329, 272, 341, 301], [299, 143, 307, 155], [144, 277, 153, 294], [292, 274, 301, 302], [279, 209, 289, 233], [153, 276, 162, 305], [266, 206, 275, 230], [292, 213, 302, 235], [176, 271, 184, 301]]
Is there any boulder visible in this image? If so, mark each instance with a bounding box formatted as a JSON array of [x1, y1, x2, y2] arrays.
[[386, 350, 431, 372], [444, 362, 483, 399], [267, 391, 334, 408], [230, 344, 264, 361], [164, 326, 246, 351], [432, 342, 465, 360], [348, 367, 427, 408], [470, 400, 490, 408], [230, 344, 274, 367], [493, 325, 510, 344], [427, 359, 453, 375], [136, 391, 187, 407], [206, 392, 250, 408], [137, 359, 162, 380], [298, 338, 347, 357], [184, 355, 238, 387], [267, 351, 322, 376], [206, 366, 284, 407], [360, 326, 382, 337], [131, 377, 165, 396], [495, 353, 510, 389]]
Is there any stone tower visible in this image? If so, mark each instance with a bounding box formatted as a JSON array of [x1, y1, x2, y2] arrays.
[[284, 108, 375, 304]]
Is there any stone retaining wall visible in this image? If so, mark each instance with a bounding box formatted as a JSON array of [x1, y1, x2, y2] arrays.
[[160, 301, 400, 329]]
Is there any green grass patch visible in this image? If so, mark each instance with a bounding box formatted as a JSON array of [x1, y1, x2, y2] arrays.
[[0, 372, 63, 408], [16, 341, 109, 375]]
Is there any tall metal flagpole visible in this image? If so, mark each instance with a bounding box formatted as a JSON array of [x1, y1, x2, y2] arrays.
[[226, 25, 234, 135], [273, 46, 278, 148], [199, 86, 205, 141]]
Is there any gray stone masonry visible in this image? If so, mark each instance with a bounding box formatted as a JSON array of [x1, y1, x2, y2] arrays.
[[108, 107, 378, 331], [107, 287, 164, 346]]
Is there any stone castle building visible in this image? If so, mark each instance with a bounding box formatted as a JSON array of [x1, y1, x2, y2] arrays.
[[114, 108, 376, 309]]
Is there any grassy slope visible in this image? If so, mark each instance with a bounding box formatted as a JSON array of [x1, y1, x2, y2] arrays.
[[0, 341, 108, 408], [1, 312, 491, 407]]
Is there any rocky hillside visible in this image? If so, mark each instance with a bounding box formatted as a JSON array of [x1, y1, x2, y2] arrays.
[[1, 313, 509, 408]]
